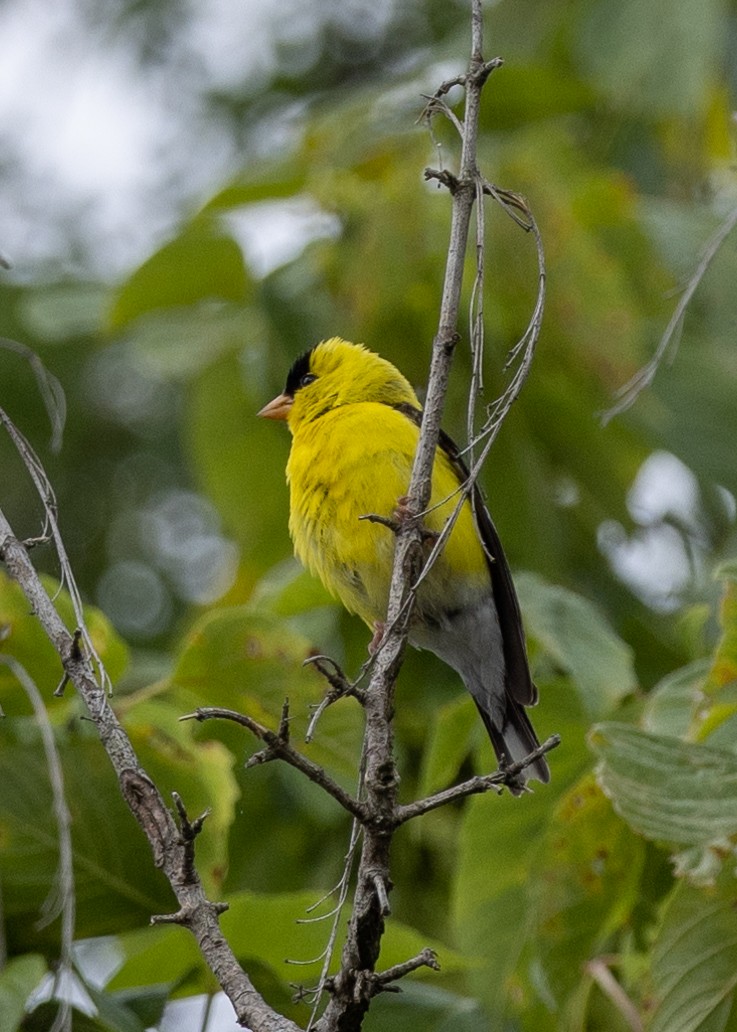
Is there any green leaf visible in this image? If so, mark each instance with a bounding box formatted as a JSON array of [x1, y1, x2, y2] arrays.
[[479, 64, 595, 130], [127, 303, 260, 381], [201, 162, 308, 212], [648, 878, 737, 1032], [106, 925, 207, 997], [249, 561, 343, 653], [172, 605, 317, 715], [648, 343, 737, 503], [223, 890, 469, 981], [591, 723, 737, 857], [250, 560, 336, 618], [20, 283, 109, 341], [642, 660, 710, 738], [0, 722, 172, 950], [533, 774, 645, 1005], [185, 349, 293, 576], [22, 1003, 111, 1031], [576, 0, 723, 117], [81, 980, 169, 1032], [108, 223, 250, 330], [364, 982, 489, 1032], [703, 563, 737, 703], [0, 954, 47, 1032], [516, 572, 637, 718], [418, 695, 477, 797], [452, 679, 592, 1019]]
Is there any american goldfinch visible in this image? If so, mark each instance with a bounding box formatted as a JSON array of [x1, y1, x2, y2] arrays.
[[259, 337, 549, 792]]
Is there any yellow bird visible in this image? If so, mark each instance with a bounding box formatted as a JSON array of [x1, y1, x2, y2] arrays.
[[259, 337, 549, 792]]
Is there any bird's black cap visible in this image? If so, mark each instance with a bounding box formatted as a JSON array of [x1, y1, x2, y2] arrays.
[[284, 348, 314, 397]]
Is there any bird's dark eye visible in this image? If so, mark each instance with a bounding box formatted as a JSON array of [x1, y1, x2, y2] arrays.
[[300, 373, 317, 388]]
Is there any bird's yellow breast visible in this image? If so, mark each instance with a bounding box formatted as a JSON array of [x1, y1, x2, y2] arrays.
[[286, 402, 489, 627]]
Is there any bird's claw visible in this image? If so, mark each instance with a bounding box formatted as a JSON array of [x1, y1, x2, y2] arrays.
[[368, 621, 385, 655]]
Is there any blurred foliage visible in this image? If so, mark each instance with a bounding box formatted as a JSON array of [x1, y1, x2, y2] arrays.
[[2, 0, 737, 1029]]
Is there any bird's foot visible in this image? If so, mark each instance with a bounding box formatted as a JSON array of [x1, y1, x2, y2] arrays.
[[392, 495, 413, 524], [394, 496, 439, 546], [368, 621, 385, 654]]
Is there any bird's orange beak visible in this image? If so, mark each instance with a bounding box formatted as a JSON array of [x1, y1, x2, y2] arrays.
[[257, 393, 293, 420]]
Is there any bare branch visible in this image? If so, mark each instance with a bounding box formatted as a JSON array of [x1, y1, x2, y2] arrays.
[[395, 735, 561, 824], [315, 7, 511, 1029], [0, 406, 110, 696], [0, 512, 300, 1032], [0, 337, 66, 452], [373, 948, 440, 988], [303, 654, 366, 742], [586, 957, 643, 1032], [182, 705, 368, 824], [0, 655, 75, 1032]]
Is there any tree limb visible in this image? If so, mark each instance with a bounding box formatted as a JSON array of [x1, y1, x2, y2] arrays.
[[0, 513, 300, 1032], [314, 6, 505, 1030]]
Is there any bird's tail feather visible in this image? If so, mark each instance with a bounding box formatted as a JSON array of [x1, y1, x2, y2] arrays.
[[476, 699, 550, 796]]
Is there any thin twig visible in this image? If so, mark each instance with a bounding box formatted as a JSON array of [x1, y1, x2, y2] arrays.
[[306, 739, 368, 1028], [586, 957, 643, 1032], [367, 186, 544, 647], [373, 948, 440, 987], [601, 204, 737, 423], [0, 407, 110, 695], [303, 655, 364, 743], [182, 706, 368, 824], [395, 735, 561, 824], [0, 337, 67, 452], [0, 656, 75, 1032]]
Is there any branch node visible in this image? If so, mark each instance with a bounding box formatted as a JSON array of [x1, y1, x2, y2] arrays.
[[372, 874, 391, 917], [439, 331, 461, 356], [54, 672, 70, 698], [120, 769, 171, 868], [245, 748, 271, 769], [358, 512, 401, 534], [173, 791, 210, 841], [304, 655, 364, 742], [150, 906, 195, 926], [290, 983, 314, 1004], [70, 628, 83, 661], [423, 167, 460, 194], [277, 697, 291, 743], [54, 629, 84, 698], [22, 533, 51, 551], [469, 55, 503, 86], [433, 74, 466, 97], [372, 948, 440, 993]]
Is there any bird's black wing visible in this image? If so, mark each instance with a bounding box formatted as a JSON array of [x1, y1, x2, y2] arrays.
[[393, 403, 537, 708]]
